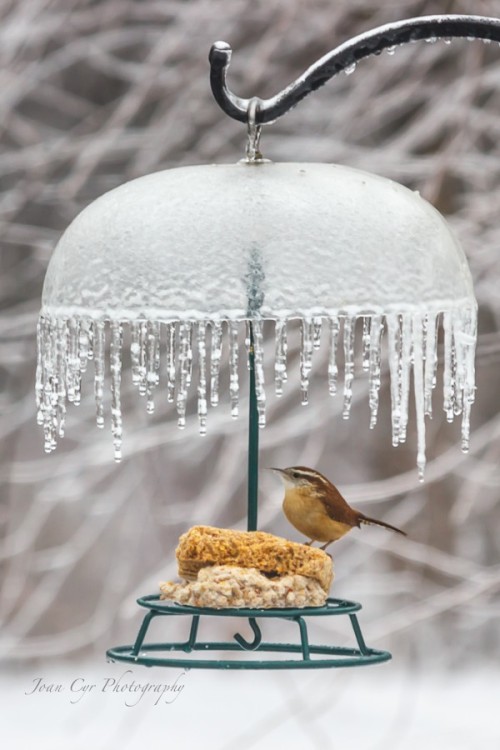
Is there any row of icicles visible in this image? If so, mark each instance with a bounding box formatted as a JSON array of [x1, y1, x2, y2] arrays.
[[36, 310, 476, 477]]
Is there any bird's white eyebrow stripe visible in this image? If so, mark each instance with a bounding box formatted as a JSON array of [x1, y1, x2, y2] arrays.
[[289, 469, 329, 483]]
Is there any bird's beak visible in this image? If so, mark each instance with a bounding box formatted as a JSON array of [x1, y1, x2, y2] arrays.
[[269, 467, 288, 483]]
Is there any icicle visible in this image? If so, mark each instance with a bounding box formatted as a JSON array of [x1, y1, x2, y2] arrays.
[[41, 317, 57, 453], [229, 321, 239, 418], [300, 318, 314, 405], [210, 321, 223, 407], [328, 316, 340, 396], [412, 314, 426, 480], [67, 317, 81, 405], [342, 315, 355, 419], [368, 315, 383, 429], [55, 319, 67, 438], [386, 314, 401, 446], [197, 322, 208, 435], [251, 320, 266, 427], [312, 317, 322, 350], [424, 313, 438, 417], [145, 321, 160, 414], [442, 311, 454, 422], [362, 317, 371, 372], [451, 316, 462, 417], [35, 317, 44, 425], [274, 319, 288, 397], [94, 320, 105, 428], [455, 308, 477, 453], [130, 322, 141, 386], [79, 320, 91, 373], [138, 321, 147, 396], [177, 322, 193, 429], [110, 321, 123, 462], [166, 322, 176, 403], [87, 322, 94, 361], [398, 314, 412, 443]]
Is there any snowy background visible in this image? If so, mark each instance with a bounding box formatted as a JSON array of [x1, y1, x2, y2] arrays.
[[1, 0, 500, 747]]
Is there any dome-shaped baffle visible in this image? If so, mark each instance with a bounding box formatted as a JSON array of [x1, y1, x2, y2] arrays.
[[37, 161, 477, 474], [42, 162, 474, 319]]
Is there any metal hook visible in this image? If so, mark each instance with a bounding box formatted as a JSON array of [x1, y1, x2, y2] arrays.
[[209, 15, 500, 126], [246, 97, 263, 162], [233, 617, 262, 651]]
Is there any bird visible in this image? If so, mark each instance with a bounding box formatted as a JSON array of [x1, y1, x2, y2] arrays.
[[272, 466, 406, 550]]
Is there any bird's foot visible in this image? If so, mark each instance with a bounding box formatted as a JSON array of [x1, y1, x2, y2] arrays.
[[319, 540, 333, 551], [304, 539, 314, 546]]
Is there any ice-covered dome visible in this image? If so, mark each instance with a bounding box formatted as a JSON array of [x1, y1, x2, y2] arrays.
[[37, 161, 477, 474]]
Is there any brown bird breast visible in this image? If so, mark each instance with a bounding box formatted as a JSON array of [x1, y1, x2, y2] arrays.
[[282, 487, 357, 543]]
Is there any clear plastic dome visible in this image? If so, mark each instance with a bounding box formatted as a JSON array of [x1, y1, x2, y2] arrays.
[[37, 161, 477, 475], [41, 161, 475, 320]]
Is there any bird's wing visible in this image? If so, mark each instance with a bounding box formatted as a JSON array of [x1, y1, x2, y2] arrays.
[[319, 486, 359, 526]]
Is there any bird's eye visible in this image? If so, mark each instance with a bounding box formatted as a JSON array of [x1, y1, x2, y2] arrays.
[[292, 471, 299, 479]]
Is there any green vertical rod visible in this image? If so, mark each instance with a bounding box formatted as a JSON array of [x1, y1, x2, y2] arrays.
[[247, 322, 259, 531]]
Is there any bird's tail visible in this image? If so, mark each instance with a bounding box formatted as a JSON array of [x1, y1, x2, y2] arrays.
[[358, 513, 406, 536]]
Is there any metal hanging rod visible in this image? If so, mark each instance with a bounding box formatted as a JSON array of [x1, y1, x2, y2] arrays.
[[209, 14, 500, 125]]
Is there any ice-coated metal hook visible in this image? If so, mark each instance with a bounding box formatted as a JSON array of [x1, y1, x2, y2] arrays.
[[245, 97, 263, 162], [209, 14, 500, 126]]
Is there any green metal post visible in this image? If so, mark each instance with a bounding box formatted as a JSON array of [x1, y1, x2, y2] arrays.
[[247, 322, 259, 531]]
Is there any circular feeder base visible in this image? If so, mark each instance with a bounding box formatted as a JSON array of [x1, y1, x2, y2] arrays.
[[107, 596, 391, 670]]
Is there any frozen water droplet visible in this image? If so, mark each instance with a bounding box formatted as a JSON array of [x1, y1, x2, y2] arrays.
[[300, 318, 314, 405], [386, 45, 396, 55], [94, 320, 105, 428], [425, 36, 437, 44], [342, 315, 355, 419], [328, 317, 340, 396], [197, 322, 208, 435], [443, 37, 452, 45], [274, 319, 288, 397], [110, 321, 123, 461], [210, 322, 223, 407], [229, 321, 239, 418], [344, 62, 356, 75]]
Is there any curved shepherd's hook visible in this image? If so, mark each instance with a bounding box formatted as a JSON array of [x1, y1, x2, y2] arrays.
[[209, 14, 500, 125]]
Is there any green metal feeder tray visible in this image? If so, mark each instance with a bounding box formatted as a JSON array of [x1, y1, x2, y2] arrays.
[[106, 595, 391, 670]]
